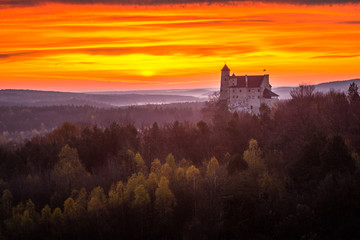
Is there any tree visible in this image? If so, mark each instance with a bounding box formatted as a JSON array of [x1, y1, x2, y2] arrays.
[[227, 153, 248, 175], [40, 205, 52, 236], [88, 186, 107, 214], [348, 82, 360, 103], [108, 181, 125, 209], [64, 197, 77, 221], [52, 145, 88, 194], [146, 172, 158, 201], [49, 122, 79, 143], [25, 199, 38, 222], [160, 163, 173, 179], [186, 165, 201, 217], [259, 103, 271, 128], [74, 188, 88, 217], [321, 135, 355, 173], [124, 173, 146, 202], [133, 184, 150, 210], [134, 152, 147, 174], [40, 205, 52, 225], [243, 139, 265, 177], [174, 167, 186, 186], [166, 153, 176, 170], [155, 177, 177, 220], [1, 189, 13, 219], [186, 165, 201, 185], [150, 158, 162, 176], [206, 157, 220, 178], [51, 207, 64, 239], [290, 85, 316, 99], [21, 209, 36, 237]]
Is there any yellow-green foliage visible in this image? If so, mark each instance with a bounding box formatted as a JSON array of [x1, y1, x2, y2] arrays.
[[155, 177, 176, 218], [133, 185, 150, 210], [160, 163, 173, 179], [150, 158, 162, 176], [186, 165, 200, 182], [243, 139, 265, 176], [135, 152, 147, 174], [64, 197, 77, 220], [124, 173, 146, 203], [88, 186, 107, 214], [165, 153, 176, 170], [52, 145, 88, 192], [108, 181, 125, 209], [206, 157, 219, 177]]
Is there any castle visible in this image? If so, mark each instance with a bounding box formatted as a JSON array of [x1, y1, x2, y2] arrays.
[[219, 64, 279, 114]]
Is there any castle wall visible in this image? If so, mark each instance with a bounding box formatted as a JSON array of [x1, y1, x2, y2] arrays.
[[229, 87, 262, 114], [220, 70, 230, 101], [220, 66, 278, 114]]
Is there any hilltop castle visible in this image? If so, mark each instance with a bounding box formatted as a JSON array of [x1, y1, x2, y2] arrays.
[[220, 64, 279, 114]]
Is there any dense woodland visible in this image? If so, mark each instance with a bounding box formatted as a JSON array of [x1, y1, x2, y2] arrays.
[[0, 84, 360, 239], [0, 102, 204, 143]]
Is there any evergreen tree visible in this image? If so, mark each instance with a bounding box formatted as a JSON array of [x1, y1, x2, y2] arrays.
[[348, 82, 360, 103]]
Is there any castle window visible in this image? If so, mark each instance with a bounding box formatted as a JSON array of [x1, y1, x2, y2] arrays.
[[249, 90, 250, 92], [258, 96, 260, 98], [258, 89, 260, 92], [240, 90, 242, 93]]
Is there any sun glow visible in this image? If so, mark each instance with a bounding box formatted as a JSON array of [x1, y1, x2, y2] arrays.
[[0, 2, 359, 91]]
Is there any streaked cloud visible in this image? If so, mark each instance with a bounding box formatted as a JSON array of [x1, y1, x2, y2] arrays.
[[337, 20, 360, 24], [2, 0, 360, 8], [312, 54, 360, 59], [0, 2, 359, 90]]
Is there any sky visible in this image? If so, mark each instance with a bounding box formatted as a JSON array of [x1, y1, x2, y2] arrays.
[[0, 0, 360, 91]]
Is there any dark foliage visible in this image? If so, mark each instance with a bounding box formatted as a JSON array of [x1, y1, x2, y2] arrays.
[[0, 84, 360, 240]]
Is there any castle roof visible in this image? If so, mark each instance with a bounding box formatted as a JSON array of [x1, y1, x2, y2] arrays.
[[221, 64, 230, 71], [229, 75, 266, 88], [263, 88, 279, 98]]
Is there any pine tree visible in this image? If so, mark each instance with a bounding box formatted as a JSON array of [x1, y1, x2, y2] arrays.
[[348, 82, 360, 103]]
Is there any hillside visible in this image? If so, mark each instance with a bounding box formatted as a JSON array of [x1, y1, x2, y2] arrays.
[[1, 79, 358, 106], [0, 89, 207, 107], [272, 78, 360, 99]]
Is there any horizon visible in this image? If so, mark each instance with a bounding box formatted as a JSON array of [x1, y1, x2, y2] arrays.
[[1, 2, 360, 91], [1, 77, 360, 93]]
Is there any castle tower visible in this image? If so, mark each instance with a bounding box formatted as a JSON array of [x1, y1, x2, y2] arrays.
[[220, 64, 230, 100]]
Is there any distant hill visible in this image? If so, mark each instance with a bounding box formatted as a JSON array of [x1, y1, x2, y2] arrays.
[[87, 88, 217, 98], [0, 79, 359, 106], [273, 78, 360, 99], [0, 89, 210, 107]]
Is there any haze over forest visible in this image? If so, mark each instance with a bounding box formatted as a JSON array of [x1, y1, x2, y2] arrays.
[[0, 80, 360, 239], [1, 0, 360, 239]]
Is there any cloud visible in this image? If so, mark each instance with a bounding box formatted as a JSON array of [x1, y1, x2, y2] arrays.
[[312, 54, 360, 59], [1, 0, 360, 8], [0, 52, 33, 58], [337, 21, 360, 24], [0, 44, 258, 60]]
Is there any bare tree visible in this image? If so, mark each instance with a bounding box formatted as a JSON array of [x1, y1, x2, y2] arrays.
[[290, 85, 316, 99]]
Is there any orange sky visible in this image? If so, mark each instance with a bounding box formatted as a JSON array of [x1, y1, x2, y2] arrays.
[[0, 2, 360, 91]]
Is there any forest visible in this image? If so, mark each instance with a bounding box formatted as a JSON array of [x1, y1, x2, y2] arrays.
[[0, 102, 204, 143], [0, 84, 360, 240]]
